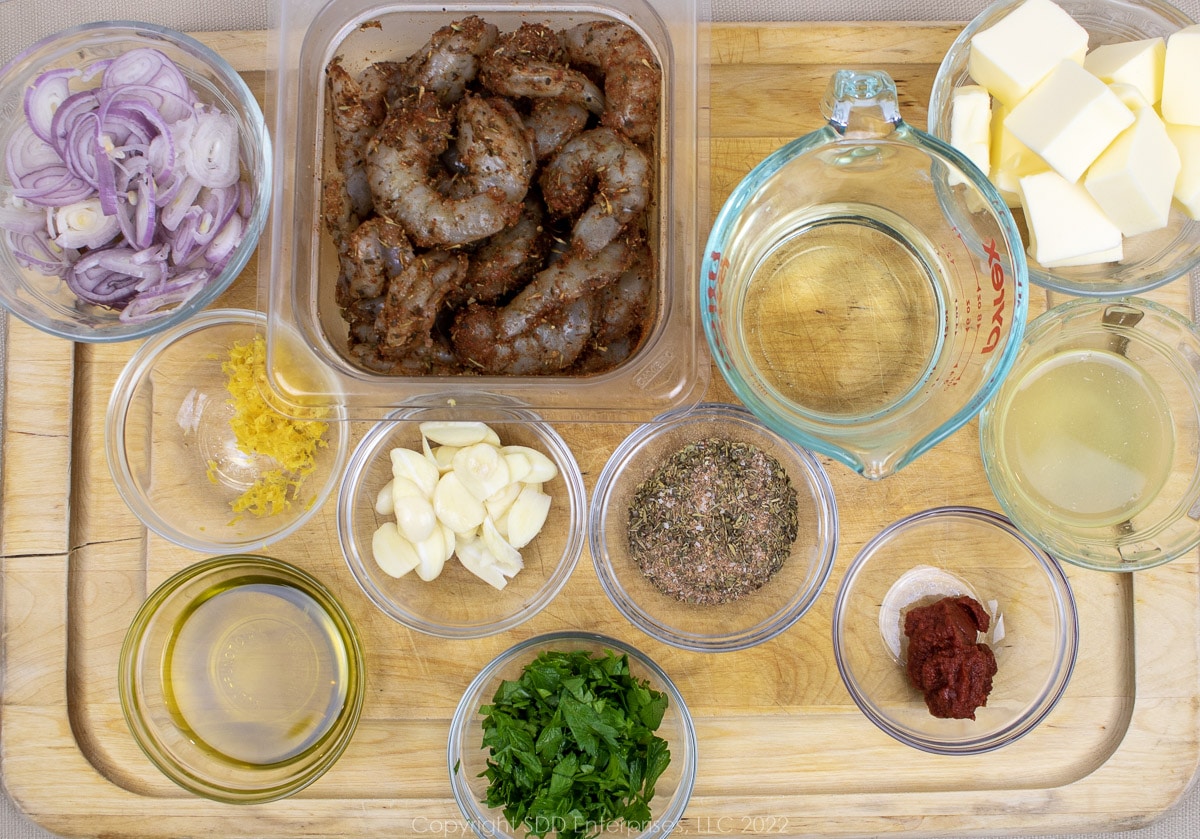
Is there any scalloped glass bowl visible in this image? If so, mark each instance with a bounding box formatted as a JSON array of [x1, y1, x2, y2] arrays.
[[448, 631, 697, 839], [119, 554, 365, 803], [0, 21, 270, 341], [929, 0, 1198, 297], [337, 399, 586, 639], [832, 506, 1078, 755], [106, 308, 349, 553], [980, 296, 1200, 571], [589, 402, 838, 652]]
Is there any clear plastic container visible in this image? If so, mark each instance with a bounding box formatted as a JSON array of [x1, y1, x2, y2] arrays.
[[260, 0, 707, 421]]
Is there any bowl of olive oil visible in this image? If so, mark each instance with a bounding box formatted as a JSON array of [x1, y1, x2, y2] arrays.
[[119, 555, 365, 802], [980, 296, 1200, 571]]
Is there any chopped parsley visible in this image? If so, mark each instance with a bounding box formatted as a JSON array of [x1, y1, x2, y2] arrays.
[[477, 648, 672, 839]]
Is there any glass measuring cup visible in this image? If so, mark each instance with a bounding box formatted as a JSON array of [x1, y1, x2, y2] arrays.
[[701, 69, 1028, 479]]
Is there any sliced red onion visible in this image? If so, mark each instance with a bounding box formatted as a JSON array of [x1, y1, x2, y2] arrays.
[[102, 49, 194, 115], [178, 109, 240, 189], [0, 201, 48, 235], [160, 174, 201, 231], [48, 89, 99, 152], [52, 198, 120, 249], [5, 228, 77, 275], [205, 211, 244, 267], [6, 124, 92, 206], [24, 68, 79, 144], [118, 268, 208, 323]]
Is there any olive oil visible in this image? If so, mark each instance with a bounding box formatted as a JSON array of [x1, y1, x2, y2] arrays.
[[163, 581, 350, 765], [999, 348, 1174, 528]]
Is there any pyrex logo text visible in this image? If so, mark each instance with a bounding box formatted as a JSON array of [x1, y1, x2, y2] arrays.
[[982, 238, 1006, 354]]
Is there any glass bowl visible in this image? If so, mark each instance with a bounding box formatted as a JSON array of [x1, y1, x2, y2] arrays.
[[0, 21, 271, 341], [929, 0, 1198, 297], [448, 631, 696, 839], [589, 402, 838, 652], [832, 506, 1078, 756], [337, 399, 585, 639], [118, 554, 366, 803], [980, 296, 1200, 571], [261, 0, 707, 421], [106, 308, 349, 553]]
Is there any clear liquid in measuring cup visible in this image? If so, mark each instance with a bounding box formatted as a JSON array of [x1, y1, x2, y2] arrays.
[[164, 581, 351, 764], [998, 348, 1175, 528], [739, 203, 944, 419]]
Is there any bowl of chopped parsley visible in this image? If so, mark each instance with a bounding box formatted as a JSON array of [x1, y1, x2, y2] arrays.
[[589, 402, 839, 652], [448, 631, 696, 839], [105, 308, 349, 552]]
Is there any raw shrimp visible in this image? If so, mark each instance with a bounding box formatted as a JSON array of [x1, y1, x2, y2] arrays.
[[443, 95, 537, 203], [450, 234, 634, 373], [591, 236, 653, 349], [560, 21, 661, 145], [326, 58, 387, 225], [479, 23, 605, 115], [539, 127, 650, 255], [376, 248, 468, 354], [366, 95, 533, 247], [339, 216, 414, 301], [448, 198, 549, 308], [395, 15, 497, 106], [351, 332, 463, 375], [525, 99, 590, 161]]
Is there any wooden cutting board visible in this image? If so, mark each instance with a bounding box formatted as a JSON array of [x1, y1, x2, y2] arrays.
[[3, 22, 1199, 839]]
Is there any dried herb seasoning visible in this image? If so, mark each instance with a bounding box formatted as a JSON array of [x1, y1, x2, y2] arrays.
[[627, 436, 800, 605]]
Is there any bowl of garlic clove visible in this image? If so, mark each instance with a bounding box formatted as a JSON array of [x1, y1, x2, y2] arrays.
[[929, 0, 1200, 297], [336, 397, 585, 639]]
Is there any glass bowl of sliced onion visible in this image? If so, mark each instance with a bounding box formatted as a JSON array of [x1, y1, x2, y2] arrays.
[[0, 21, 270, 341]]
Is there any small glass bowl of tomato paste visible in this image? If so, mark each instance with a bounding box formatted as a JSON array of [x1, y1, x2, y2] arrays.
[[832, 506, 1079, 755]]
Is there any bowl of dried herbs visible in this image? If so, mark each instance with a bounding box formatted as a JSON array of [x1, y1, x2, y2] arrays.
[[588, 402, 839, 652], [448, 631, 696, 839]]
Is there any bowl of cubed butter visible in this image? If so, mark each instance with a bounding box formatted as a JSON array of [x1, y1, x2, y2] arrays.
[[930, 0, 1200, 297]]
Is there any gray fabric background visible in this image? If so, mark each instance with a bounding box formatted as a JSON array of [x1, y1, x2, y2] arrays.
[[2, 0, 1200, 837]]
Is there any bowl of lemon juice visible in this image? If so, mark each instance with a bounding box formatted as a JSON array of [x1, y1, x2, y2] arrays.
[[981, 297, 1200, 571]]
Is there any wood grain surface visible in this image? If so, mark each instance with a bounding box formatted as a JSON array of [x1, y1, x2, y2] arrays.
[[2, 22, 1199, 839]]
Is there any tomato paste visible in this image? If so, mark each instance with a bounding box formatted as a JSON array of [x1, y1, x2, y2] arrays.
[[903, 595, 997, 720]]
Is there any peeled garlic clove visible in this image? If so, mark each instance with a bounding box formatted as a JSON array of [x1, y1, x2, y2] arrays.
[[430, 444, 459, 474], [375, 479, 395, 516], [391, 447, 440, 497], [419, 421, 494, 447], [414, 527, 447, 581], [390, 476, 426, 499], [394, 491, 437, 543], [433, 471, 486, 534], [456, 535, 508, 590], [372, 522, 420, 578], [485, 481, 522, 523], [507, 485, 552, 549], [482, 515, 524, 576], [501, 445, 558, 483], [453, 442, 512, 501], [441, 522, 456, 562], [503, 450, 532, 484]]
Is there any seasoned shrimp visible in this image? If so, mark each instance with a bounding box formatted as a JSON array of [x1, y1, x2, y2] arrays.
[[591, 236, 653, 349], [377, 248, 468, 354], [448, 198, 549, 308], [366, 95, 532, 247], [560, 21, 661, 145], [525, 99, 590, 161], [452, 293, 595, 375], [479, 23, 605, 115], [539, 127, 650, 255], [395, 15, 497, 105], [326, 58, 388, 226], [351, 333, 463, 375], [339, 216, 414, 301], [443, 95, 537, 203]]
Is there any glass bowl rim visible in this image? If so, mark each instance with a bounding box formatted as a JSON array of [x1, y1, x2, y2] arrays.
[[446, 629, 698, 839], [589, 401, 839, 652], [117, 553, 367, 803], [832, 504, 1080, 756], [336, 402, 587, 639]]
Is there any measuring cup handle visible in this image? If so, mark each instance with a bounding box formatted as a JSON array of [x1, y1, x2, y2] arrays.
[[820, 69, 904, 139]]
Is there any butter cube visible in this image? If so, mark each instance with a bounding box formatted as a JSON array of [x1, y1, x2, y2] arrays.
[[968, 0, 1089, 106], [1107, 82, 1153, 113], [1166, 123, 1200, 218], [1004, 60, 1135, 183], [1162, 25, 1200, 126], [1019, 170, 1123, 267], [1084, 37, 1166, 105], [949, 85, 992, 185], [1084, 107, 1180, 236], [990, 103, 1049, 207]]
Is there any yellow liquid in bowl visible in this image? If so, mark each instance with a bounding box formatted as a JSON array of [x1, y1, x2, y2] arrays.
[[163, 582, 351, 765], [999, 348, 1174, 528]]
